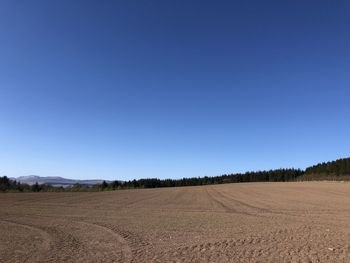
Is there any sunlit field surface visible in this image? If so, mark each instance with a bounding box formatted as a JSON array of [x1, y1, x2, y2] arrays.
[[1, 182, 350, 262]]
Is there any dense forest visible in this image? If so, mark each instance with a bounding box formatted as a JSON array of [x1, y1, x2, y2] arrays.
[[1, 157, 349, 192], [0, 176, 64, 192], [302, 157, 350, 181], [120, 168, 303, 189], [305, 157, 350, 176]]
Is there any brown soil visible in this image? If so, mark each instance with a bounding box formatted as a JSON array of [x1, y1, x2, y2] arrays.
[[1, 182, 350, 262]]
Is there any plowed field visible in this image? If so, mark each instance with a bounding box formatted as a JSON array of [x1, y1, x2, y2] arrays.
[[1, 182, 350, 262]]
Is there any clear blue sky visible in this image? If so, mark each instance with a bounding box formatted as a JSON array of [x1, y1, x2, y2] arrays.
[[1, 1, 349, 180]]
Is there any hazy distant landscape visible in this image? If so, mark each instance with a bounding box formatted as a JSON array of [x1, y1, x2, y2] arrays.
[[13, 175, 109, 187]]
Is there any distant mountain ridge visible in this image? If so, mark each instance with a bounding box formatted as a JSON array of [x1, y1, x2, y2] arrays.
[[14, 175, 110, 187]]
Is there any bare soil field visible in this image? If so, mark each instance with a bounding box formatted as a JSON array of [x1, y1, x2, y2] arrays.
[[1, 182, 350, 262]]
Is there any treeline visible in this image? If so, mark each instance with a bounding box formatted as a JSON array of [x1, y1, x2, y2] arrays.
[[0, 176, 24, 192], [120, 169, 303, 189], [305, 157, 350, 176], [1, 168, 303, 192], [0, 176, 113, 192], [0, 176, 65, 192], [2, 157, 350, 192]]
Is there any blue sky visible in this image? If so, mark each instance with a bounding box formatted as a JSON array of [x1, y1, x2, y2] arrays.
[[1, 1, 350, 180]]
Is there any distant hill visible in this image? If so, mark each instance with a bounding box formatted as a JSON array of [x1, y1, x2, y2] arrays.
[[14, 175, 110, 187]]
